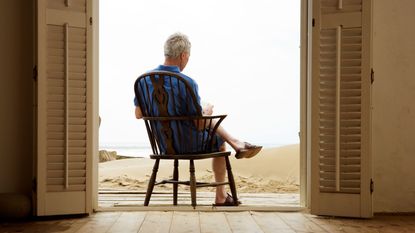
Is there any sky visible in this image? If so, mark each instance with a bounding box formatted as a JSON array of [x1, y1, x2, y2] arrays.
[[99, 0, 301, 149]]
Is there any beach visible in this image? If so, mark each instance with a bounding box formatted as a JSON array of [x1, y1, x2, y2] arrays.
[[99, 144, 299, 193]]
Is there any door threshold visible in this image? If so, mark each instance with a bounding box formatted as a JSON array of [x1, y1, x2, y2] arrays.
[[96, 205, 304, 212], [97, 189, 302, 212], [99, 190, 299, 207]]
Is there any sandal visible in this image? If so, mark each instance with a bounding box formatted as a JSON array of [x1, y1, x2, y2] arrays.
[[213, 193, 241, 206], [235, 142, 262, 159]]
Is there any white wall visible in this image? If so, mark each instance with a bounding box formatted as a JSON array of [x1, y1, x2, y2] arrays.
[[372, 0, 415, 212], [0, 0, 34, 195]]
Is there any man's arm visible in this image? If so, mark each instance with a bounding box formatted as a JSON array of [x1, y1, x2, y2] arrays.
[[135, 106, 143, 119]]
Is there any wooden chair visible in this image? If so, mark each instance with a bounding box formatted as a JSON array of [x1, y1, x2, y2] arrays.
[[134, 71, 239, 208]]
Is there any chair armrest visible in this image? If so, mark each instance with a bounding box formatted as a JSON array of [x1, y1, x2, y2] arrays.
[[142, 115, 227, 154], [144, 115, 226, 132]]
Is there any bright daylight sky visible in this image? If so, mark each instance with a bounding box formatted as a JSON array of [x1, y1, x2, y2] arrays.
[[99, 0, 300, 150]]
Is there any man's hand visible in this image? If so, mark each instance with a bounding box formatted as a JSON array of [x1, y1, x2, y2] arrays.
[[135, 106, 143, 119], [202, 103, 214, 116]]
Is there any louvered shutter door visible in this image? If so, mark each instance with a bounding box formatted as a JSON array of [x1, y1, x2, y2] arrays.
[[36, 0, 93, 216], [310, 0, 372, 217]]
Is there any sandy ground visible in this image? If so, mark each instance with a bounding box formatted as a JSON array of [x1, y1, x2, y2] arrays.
[[99, 144, 299, 193]]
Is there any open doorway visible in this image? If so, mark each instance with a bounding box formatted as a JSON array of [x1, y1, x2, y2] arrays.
[[97, 0, 301, 209]]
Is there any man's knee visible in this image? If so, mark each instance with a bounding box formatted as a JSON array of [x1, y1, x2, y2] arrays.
[[219, 143, 226, 152]]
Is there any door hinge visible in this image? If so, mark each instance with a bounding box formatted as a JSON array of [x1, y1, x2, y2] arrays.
[[312, 18, 315, 27], [89, 17, 93, 26], [371, 68, 374, 84], [370, 179, 374, 193], [32, 66, 37, 81]]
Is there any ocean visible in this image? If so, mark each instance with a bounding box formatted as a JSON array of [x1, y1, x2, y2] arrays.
[[99, 141, 295, 158], [99, 142, 153, 158]]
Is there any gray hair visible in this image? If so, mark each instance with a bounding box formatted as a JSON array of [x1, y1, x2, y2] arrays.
[[164, 33, 191, 58]]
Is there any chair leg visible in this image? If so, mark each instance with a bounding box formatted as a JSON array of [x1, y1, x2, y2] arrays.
[[173, 159, 179, 205], [189, 159, 197, 208], [144, 159, 160, 206], [225, 156, 239, 206]]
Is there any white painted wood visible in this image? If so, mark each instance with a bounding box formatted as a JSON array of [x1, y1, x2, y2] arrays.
[[36, 0, 94, 216], [106, 212, 147, 233], [306, 0, 314, 210], [88, 0, 99, 214], [45, 192, 85, 215], [199, 212, 232, 233], [300, 0, 309, 208], [76, 212, 121, 233], [46, 9, 86, 28], [225, 212, 263, 233], [335, 25, 341, 192], [322, 12, 362, 28], [64, 22, 69, 189], [310, 0, 373, 218], [278, 212, 327, 232], [138, 211, 173, 233], [251, 212, 295, 233], [97, 191, 302, 211], [359, 0, 373, 218], [2, 211, 415, 233], [170, 211, 201, 233]]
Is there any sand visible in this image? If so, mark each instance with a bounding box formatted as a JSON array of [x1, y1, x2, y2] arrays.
[[99, 144, 299, 193]]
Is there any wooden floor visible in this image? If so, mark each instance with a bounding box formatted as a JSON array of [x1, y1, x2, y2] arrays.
[[1, 211, 415, 233], [99, 190, 300, 210]]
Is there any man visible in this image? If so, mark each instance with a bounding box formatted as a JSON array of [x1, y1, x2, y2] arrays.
[[134, 32, 262, 205]]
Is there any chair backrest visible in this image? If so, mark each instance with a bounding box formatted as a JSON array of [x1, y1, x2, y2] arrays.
[[134, 71, 225, 155]]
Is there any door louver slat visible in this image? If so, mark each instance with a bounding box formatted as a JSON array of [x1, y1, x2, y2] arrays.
[[46, 24, 87, 192], [321, 0, 362, 14], [47, 0, 86, 12], [318, 24, 363, 194]]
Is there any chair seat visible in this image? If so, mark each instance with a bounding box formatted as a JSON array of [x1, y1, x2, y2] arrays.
[[150, 151, 231, 160]]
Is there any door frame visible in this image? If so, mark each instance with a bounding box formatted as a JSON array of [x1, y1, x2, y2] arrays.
[[300, 0, 310, 208], [92, 0, 311, 211], [91, 0, 100, 212]]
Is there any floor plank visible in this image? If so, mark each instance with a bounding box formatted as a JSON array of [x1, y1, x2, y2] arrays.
[[311, 217, 379, 233], [304, 214, 347, 233], [2, 211, 415, 233], [106, 212, 147, 233], [170, 211, 201, 233], [352, 215, 415, 233], [138, 211, 173, 233], [278, 212, 328, 232], [98, 190, 300, 208], [397, 215, 415, 232], [225, 211, 264, 233], [199, 212, 232, 233], [53, 218, 90, 233], [74, 212, 121, 233], [0, 221, 53, 233], [251, 211, 295, 233]]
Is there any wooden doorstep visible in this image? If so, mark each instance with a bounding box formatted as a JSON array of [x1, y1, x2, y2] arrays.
[[98, 190, 301, 212]]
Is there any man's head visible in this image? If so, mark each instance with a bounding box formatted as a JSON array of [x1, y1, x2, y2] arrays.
[[164, 32, 191, 71]]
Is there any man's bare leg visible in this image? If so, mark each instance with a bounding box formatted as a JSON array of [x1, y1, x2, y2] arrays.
[[202, 109, 248, 152], [213, 144, 227, 203], [214, 122, 246, 151]]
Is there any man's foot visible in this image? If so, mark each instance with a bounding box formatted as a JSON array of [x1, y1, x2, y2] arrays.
[[213, 193, 241, 206], [235, 142, 262, 159]]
